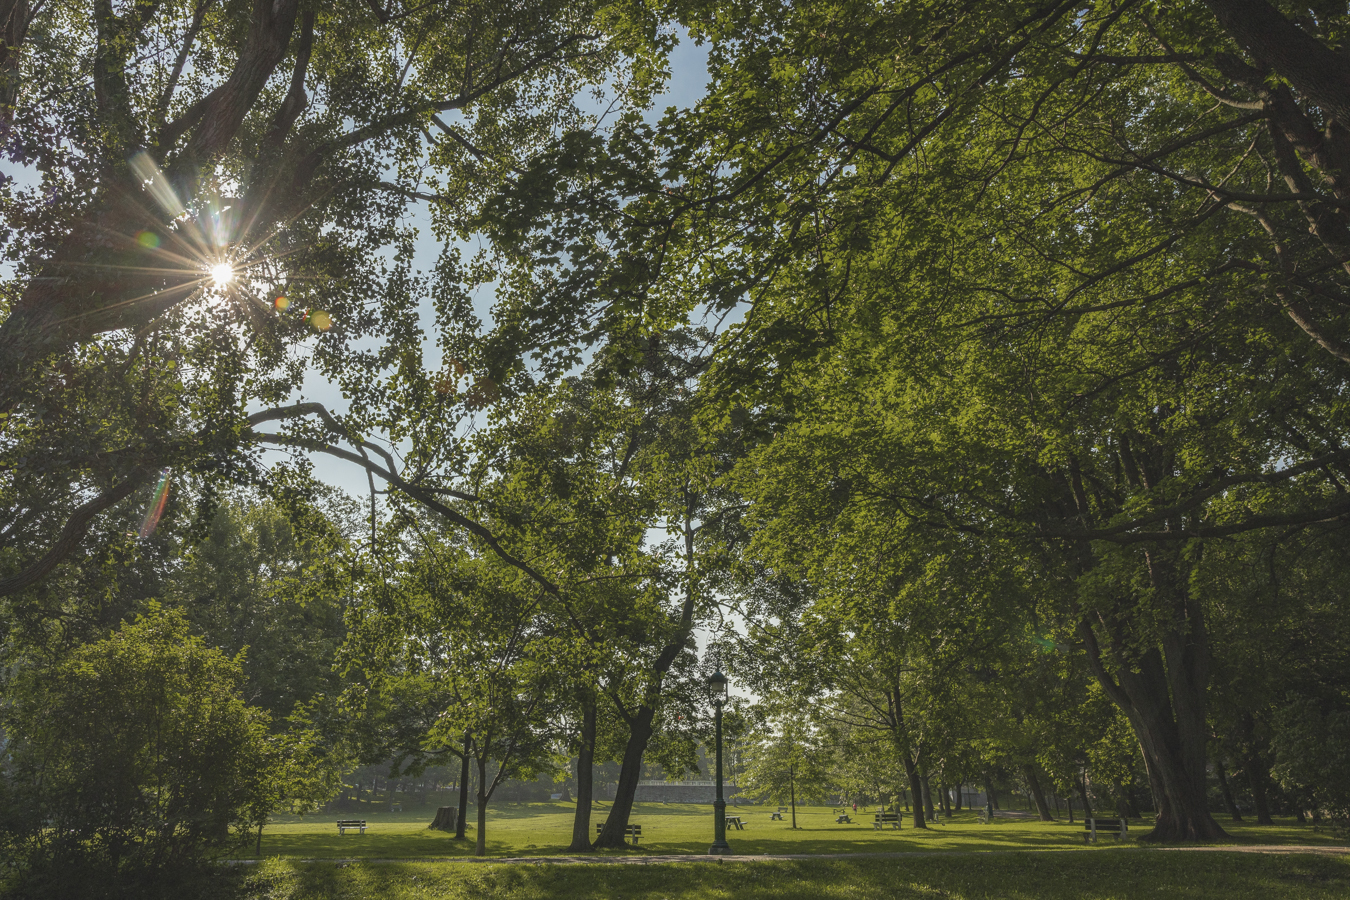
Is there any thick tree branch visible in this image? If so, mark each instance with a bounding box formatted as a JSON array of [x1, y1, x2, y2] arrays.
[[0, 465, 155, 597]]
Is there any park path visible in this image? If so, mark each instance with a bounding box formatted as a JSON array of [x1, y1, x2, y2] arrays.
[[228, 844, 1350, 866]]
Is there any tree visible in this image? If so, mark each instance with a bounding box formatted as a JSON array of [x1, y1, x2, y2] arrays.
[[739, 696, 830, 829], [0, 0, 663, 597], [345, 529, 564, 856], [0, 606, 281, 888], [168, 490, 354, 719], [472, 0, 1350, 842]]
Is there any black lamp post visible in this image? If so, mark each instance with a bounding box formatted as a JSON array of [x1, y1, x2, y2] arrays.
[[708, 668, 732, 855]]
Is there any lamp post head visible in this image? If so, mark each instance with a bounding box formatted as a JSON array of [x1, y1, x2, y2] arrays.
[[708, 668, 729, 702]]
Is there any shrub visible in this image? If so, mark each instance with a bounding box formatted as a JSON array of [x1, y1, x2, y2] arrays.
[[0, 606, 278, 895]]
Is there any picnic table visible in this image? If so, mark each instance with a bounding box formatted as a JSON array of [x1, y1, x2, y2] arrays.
[[336, 819, 367, 835], [834, 813, 853, 824], [769, 811, 784, 821], [725, 815, 746, 830]]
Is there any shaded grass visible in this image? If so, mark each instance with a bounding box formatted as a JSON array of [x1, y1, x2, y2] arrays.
[[234, 851, 1350, 900], [247, 803, 1346, 860]]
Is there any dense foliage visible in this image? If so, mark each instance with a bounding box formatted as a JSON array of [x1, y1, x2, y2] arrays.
[[0, 608, 277, 894], [4, 3, 1350, 888]]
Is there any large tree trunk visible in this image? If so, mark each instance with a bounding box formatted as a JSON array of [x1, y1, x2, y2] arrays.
[[901, 752, 926, 828], [429, 807, 458, 831], [983, 771, 999, 810], [1077, 772, 1094, 820], [1114, 782, 1141, 820], [567, 695, 597, 852], [1078, 549, 1228, 842], [1203, 0, 1350, 127], [921, 774, 935, 820], [475, 756, 489, 857], [790, 771, 798, 829], [1215, 757, 1243, 822], [1242, 752, 1274, 825], [1022, 765, 1054, 821], [593, 706, 655, 848], [456, 734, 471, 840]]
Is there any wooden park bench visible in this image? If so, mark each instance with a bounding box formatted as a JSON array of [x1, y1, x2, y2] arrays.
[[597, 822, 643, 844], [725, 815, 746, 830], [1083, 818, 1128, 843], [873, 812, 902, 830], [336, 820, 367, 835]]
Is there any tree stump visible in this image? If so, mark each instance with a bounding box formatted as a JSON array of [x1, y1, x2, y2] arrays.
[[429, 806, 457, 832]]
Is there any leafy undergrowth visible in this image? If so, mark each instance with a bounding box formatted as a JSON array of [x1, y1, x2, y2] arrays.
[[232, 852, 1350, 900]]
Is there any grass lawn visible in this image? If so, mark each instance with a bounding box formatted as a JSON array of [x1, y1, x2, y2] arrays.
[[247, 802, 1347, 859], [229, 850, 1350, 900]]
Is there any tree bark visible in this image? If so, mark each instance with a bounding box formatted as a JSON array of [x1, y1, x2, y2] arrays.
[[455, 733, 471, 840], [1077, 548, 1228, 842], [901, 753, 925, 828], [429, 807, 457, 831], [1242, 752, 1274, 825], [1022, 765, 1054, 821], [983, 771, 999, 810], [790, 770, 798, 829], [1215, 758, 1243, 822], [475, 755, 488, 857], [1203, 0, 1350, 128], [921, 775, 935, 820], [1114, 782, 1140, 820], [1078, 771, 1094, 820], [0, 0, 30, 129], [567, 694, 597, 852], [594, 706, 656, 848]]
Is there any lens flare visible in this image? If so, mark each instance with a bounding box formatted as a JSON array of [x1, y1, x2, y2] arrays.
[[273, 295, 290, 311], [136, 230, 160, 249], [309, 310, 332, 331], [210, 263, 233, 286], [137, 468, 172, 539]]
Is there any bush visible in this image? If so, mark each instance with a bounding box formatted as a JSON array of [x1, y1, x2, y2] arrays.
[[0, 606, 279, 895]]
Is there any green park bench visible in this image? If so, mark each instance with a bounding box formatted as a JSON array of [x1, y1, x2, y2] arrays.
[[596, 822, 643, 844], [1084, 818, 1128, 843], [336, 819, 367, 835]]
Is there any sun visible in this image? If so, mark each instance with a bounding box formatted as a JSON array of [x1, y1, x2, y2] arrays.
[[210, 263, 234, 286]]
